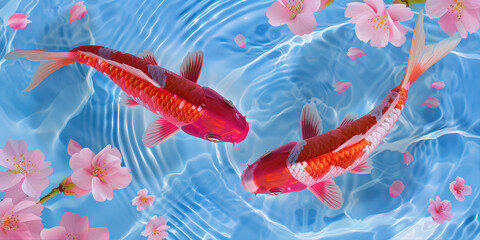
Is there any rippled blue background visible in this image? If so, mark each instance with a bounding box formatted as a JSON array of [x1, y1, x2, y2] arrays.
[[1, 0, 479, 239]]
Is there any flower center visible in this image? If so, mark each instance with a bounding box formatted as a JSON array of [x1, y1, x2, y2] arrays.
[[10, 153, 36, 174], [0, 215, 19, 231], [284, 0, 304, 19], [368, 15, 389, 30], [141, 196, 149, 203], [65, 232, 79, 240], [448, 0, 465, 20], [454, 184, 464, 193], [93, 162, 107, 179], [152, 228, 160, 235]]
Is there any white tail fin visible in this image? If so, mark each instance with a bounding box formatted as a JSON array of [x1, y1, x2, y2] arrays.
[[5, 49, 75, 92], [401, 11, 461, 88]]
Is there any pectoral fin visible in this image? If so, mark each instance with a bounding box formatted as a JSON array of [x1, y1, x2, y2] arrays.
[[308, 179, 344, 209], [180, 50, 203, 83], [301, 103, 323, 140], [142, 116, 180, 147]]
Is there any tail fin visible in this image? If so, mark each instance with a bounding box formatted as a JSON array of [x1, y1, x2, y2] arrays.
[[5, 49, 75, 92], [401, 11, 461, 88]]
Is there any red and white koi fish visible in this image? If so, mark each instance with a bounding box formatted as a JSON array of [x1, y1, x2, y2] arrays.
[[241, 12, 461, 209], [6, 46, 249, 146]]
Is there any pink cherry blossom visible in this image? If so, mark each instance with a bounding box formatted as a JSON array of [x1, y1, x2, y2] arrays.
[[132, 188, 155, 211], [334, 81, 351, 93], [345, 0, 414, 47], [40, 212, 109, 240], [141, 216, 170, 240], [266, 0, 322, 35], [403, 151, 414, 165], [427, 196, 452, 224], [422, 97, 440, 108], [69, 2, 87, 23], [347, 47, 366, 59], [6, 13, 31, 30], [60, 175, 91, 197], [449, 176, 472, 201], [69, 145, 132, 202], [426, 0, 480, 38], [67, 139, 82, 156], [431, 80, 446, 89], [0, 139, 52, 198], [389, 180, 405, 198], [234, 34, 247, 48], [0, 198, 44, 240]]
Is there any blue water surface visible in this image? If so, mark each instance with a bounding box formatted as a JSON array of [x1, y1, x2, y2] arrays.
[[1, 0, 480, 239]]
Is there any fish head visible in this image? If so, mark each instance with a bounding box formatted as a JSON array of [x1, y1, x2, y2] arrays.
[[241, 142, 307, 196], [181, 87, 249, 144]]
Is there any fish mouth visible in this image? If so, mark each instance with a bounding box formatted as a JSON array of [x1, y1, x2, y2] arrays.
[[234, 122, 249, 144], [241, 164, 258, 193]]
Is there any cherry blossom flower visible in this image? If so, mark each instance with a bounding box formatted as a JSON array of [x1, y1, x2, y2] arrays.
[[6, 13, 31, 29], [0, 139, 52, 198], [389, 180, 405, 198], [141, 216, 169, 240], [266, 0, 322, 35], [427, 196, 452, 224], [347, 47, 366, 59], [0, 198, 44, 240], [334, 81, 351, 93], [132, 189, 155, 211], [69, 2, 87, 23], [426, 0, 480, 38], [69, 145, 132, 202], [345, 0, 414, 47], [40, 212, 109, 240], [449, 176, 472, 201]]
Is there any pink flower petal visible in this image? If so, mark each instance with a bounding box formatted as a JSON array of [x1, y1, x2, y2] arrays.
[[449, 176, 472, 201], [60, 212, 89, 239], [234, 34, 246, 48], [0, 171, 23, 191], [422, 97, 440, 108], [41, 226, 67, 240], [266, 1, 292, 26], [67, 139, 82, 155], [387, 3, 414, 22], [286, 9, 317, 35], [431, 80, 445, 89], [69, 148, 95, 171], [69, 2, 87, 23], [347, 47, 366, 59], [88, 227, 109, 240], [6, 13, 32, 30], [334, 81, 352, 93], [91, 177, 113, 202], [389, 180, 405, 198], [425, 0, 454, 19], [403, 151, 414, 166]]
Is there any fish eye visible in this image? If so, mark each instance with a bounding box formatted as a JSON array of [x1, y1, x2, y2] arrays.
[[224, 98, 235, 108], [270, 192, 282, 195]]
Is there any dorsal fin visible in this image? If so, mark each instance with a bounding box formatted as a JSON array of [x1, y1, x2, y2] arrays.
[[301, 103, 323, 139], [138, 50, 158, 65], [339, 113, 357, 127], [180, 51, 203, 83]]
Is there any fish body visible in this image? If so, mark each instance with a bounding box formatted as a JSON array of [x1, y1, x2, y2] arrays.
[[6, 46, 249, 146], [241, 12, 461, 209]]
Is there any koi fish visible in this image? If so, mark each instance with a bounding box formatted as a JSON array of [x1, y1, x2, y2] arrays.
[[241, 12, 461, 209], [5, 46, 249, 146]]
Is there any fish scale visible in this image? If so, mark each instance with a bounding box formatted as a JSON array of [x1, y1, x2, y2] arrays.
[[76, 51, 204, 124]]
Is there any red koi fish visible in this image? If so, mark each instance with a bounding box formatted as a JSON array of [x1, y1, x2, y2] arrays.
[[6, 46, 249, 146], [241, 12, 461, 209]]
